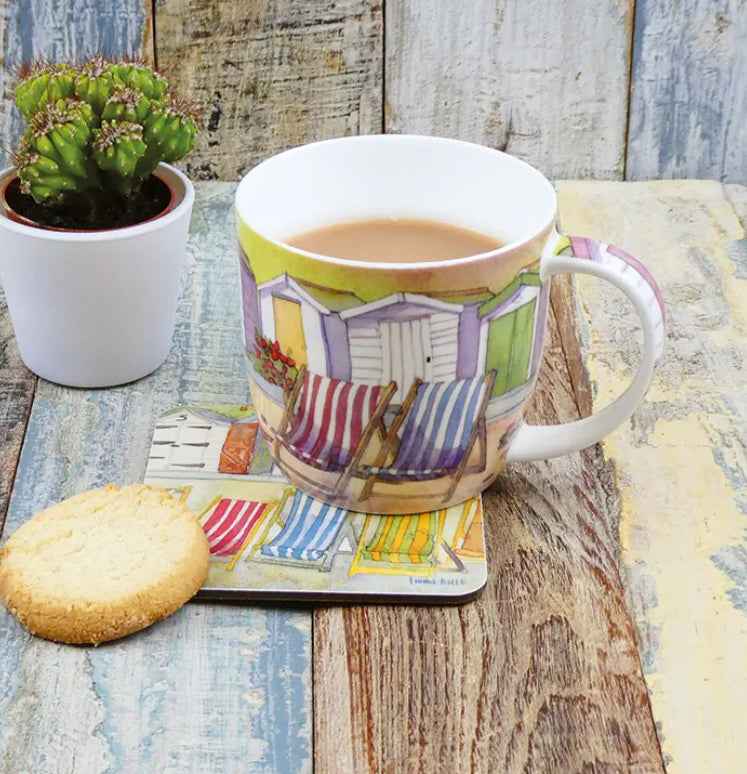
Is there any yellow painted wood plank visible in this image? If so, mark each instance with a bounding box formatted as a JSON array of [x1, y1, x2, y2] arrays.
[[557, 179, 746, 774]]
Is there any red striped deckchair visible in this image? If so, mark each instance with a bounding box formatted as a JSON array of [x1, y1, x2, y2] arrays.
[[278, 365, 396, 494], [199, 497, 273, 569]]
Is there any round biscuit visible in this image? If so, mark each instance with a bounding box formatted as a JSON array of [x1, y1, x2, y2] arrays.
[[0, 484, 210, 644]]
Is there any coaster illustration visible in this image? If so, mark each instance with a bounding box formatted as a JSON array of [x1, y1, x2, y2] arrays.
[[144, 405, 487, 602]]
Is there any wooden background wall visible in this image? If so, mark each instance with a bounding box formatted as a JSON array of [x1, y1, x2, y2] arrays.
[[0, 0, 745, 180]]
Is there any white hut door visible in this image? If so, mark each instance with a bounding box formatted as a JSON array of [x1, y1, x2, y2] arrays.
[[381, 318, 434, 400]]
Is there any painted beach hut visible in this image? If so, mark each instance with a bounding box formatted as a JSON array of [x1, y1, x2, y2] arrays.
[[476, 269, 545, 396], [241, 261, 547, 403], [147, 407, 279, 478]]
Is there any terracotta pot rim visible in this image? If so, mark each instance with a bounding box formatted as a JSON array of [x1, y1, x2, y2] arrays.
[[0, 163, 194, 242]]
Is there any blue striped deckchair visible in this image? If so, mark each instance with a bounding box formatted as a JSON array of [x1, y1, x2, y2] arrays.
[[360, 372, 496, 503], [258, 489, 353, 571]]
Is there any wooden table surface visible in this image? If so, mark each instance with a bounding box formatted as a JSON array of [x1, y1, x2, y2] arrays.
[[0, 180, 744, 774]]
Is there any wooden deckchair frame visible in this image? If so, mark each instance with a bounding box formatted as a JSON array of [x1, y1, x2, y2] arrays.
[[348, 509, 466, 577], [250, 487, 355, 572], [276, 365, 397, 497], [359, 371, 497, 503]]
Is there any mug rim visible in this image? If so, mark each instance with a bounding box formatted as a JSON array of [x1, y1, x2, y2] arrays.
[[235, 134, 558, 271]]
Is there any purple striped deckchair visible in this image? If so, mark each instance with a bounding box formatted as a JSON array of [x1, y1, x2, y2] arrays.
[[360, 371, 496, 502]]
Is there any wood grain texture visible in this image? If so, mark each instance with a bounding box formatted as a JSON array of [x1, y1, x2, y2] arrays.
[[154, 0, 383, 180], [385, 0, 633, 180], [557, 180, 747, 774], [0, 184, 312, 774], [627, 0, 747, 182], [0, 288, 35, 535], [0, 0, 154, 168], [313, 302, 664, 772]]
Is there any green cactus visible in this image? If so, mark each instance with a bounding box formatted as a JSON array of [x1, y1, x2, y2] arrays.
[[92, 121, 147, 197], [11, 57, 198, 226], [15, 62, 76, 119], [73, 56, 117, 115]]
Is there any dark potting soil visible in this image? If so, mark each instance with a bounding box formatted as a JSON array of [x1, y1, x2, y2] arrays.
[[4, 174, 172, 231]]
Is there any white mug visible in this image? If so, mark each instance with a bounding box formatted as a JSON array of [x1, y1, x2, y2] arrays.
[[235, 135, 665, 514]]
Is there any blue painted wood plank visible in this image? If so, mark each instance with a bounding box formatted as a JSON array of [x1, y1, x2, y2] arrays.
[[0, 0, 154, 168], [0, 184, 312, 774], [627, 0, 747, 182]]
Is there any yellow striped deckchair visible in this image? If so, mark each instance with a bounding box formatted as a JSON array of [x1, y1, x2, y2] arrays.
[[349, 510, 448, 577]]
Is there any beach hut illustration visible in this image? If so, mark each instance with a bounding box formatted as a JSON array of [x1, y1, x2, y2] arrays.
[[451, 498, 485, 559], [251, 488, 356, 572], [147, 407, 281, 478], [241, 263, 547, 404]]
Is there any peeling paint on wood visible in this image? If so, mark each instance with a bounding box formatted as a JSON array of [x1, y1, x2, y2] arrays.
[[154, 0, 383, 180], [627, 1, 747, 182], [385, 0, 634, 180], [313, 303, 665, 772], [0, 185, 312, 774], [2, 2, 744, 183], [556, 179, 747, 774], [0, 0, 154, 168]]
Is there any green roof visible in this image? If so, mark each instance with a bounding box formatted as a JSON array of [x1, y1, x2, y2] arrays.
[[478, 271, 541, 318], [295, 279, 363, 312], [426, 288, 494, 305]]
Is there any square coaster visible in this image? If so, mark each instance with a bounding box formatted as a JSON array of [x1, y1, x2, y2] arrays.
[[144, 405, 487, 602]]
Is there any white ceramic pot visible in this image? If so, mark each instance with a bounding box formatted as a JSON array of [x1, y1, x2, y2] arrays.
[[0, 163, 194, 387]]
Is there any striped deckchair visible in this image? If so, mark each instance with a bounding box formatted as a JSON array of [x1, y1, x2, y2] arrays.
[[258, 489, 353, 571], [452, 498, 485, 558], [349, 510, 451, 577], [360, 372, 496, 503], [363, 512, 440, 565], [278, 365, 396, 495], [199, 497, 273, 570]]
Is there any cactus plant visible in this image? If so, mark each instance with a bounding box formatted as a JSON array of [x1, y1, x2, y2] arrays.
[[8, 57, 198, 229]]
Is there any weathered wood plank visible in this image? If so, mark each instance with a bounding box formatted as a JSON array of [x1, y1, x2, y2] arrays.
[[0, 0, 154, 168], [313, 301, 664, 772], [549, 273, 593, 420], [385, 0, 633, 180], [0, 288, 35, 535], [154, 0, 383, 180], [0, 184, 312, 774], [627, 1, 747, 182], [557, 179, 747, 774]]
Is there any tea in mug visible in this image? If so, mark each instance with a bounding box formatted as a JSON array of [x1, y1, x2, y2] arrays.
[[287, 218, 503, 263]]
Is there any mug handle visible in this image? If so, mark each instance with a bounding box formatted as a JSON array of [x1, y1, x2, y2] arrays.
[[507, 235, 666, 462]]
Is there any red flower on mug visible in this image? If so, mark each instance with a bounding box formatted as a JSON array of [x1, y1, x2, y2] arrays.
[[248, 329, 300, 394]]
